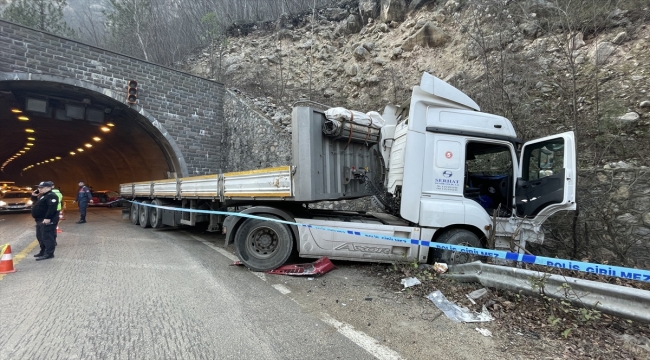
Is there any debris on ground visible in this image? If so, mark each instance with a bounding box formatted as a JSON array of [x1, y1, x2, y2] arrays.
[[427, 290, 494, 323], [401, 277, 421, 288], [433, 262, 448, 274], [475, 328, 493, 337], [468, 288, 488, 300], [266, 256, 335, 276]]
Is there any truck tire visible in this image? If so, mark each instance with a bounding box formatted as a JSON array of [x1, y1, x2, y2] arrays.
[[434, 229, 482, 265], [149, 199, 164, 229], [234, 218, 294, 272], [139, 200, 151, 228], [130, 202, 140, 225]]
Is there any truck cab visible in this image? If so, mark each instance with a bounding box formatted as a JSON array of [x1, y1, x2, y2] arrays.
[[380, 73, 576, 257]]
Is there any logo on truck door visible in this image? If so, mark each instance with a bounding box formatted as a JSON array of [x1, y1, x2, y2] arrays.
[[334, 243, 391, 255]]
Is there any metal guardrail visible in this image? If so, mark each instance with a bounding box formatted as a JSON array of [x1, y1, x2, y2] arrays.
[[446, 261, 650, 324]]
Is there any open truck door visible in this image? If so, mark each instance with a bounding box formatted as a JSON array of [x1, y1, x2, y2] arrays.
[[515, 131, 577, 224]]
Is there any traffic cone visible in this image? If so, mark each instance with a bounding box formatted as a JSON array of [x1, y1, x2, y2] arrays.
[[0, 244, 16, 274], [56, 225, 62, 233], [60, 206, 65, 221]]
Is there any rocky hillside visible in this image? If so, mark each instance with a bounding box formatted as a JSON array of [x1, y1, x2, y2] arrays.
[[184, 0, 649, 164], [183, 0, 650, 266]]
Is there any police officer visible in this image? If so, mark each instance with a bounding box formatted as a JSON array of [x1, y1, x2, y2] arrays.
[[31, 181, 59, 260], [73, 180, 93, 224]]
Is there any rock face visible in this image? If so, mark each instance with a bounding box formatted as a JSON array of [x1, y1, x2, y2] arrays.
[[359, 0, 380, 20], [591, 42, 616, 65], [401, 22, 450, 51], [380, 0, 406, 23]]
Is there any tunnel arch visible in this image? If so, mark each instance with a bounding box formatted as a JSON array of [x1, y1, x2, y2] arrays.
[[0, 73, 189, 196]]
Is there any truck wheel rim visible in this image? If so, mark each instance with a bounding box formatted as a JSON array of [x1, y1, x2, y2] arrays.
[[450, 241, 476, 264], [246, 227, 279, 260]]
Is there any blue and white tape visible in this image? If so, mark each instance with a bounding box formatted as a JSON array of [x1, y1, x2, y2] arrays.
[[129, 201, 650, 283]]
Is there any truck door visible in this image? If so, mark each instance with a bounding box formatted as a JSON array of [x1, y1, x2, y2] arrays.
[[515, 132, 576, 222]]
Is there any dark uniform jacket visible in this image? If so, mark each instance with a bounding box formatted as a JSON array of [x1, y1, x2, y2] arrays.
[[76, 186, 92, 203], [31, 190, 59, 221]]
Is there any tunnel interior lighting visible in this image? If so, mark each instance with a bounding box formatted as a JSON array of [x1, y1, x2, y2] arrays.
[[18, 116, 29, 121], [93, 137, 101, 141], [23, 147, 30, 150], [44, 160, 49, 163], [77, 148, 84, 152], [70, 152, 75, 155], [26, 98, 48, 113], [107, 123, 115, 127], [25, 129, 34, 133], [26, 143, 33, 146], [19, 151, 25, 153], [100, 126, 110, 132], [85, 143, 92, 148], [11, 109, 22, 113], [27, 137, 35, 141], [55, 156, 61, 160]]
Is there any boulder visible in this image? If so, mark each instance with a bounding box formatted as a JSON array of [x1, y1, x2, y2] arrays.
[[612, 31, 629, 45], [519, 21, 539, 39], [401, 22, 450, 51], [380, 0, 406, 23], [359, 0, 380, 20], [568, 32, 585, 51], [591, 42, 616, 65], [353, 46, 371, 60], [324, 8, 349, 21], [335, 14, 363, 35], [616, 112, 640, 123]]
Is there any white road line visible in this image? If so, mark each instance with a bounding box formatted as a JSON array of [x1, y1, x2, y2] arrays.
[[320, 313, 404, 360], [187, 233, 267, 281], [187, 234, 239, 261], [271, 284, 291, 294]]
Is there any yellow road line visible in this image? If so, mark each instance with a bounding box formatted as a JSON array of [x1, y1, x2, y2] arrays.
[[0, 240, 38, 281]]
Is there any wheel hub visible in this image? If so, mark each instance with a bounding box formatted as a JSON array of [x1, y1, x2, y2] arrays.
[[248, 228, 278, 259]]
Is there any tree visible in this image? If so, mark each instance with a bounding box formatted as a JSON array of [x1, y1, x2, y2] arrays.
[[1, 0, 75, 37], [104, 0, 153, 61]]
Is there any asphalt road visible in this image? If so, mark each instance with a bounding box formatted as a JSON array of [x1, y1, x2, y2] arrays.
[[0, 208, 387, 360]]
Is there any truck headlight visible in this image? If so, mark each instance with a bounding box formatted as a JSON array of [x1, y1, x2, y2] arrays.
[[0, 201, 6, 206]]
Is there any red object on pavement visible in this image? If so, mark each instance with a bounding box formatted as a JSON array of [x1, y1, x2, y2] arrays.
[[0, 244, 17, 274], [266, 256, 335, 276]]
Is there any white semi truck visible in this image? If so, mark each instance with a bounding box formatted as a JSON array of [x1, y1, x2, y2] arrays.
[[120, 73, 576, 271]]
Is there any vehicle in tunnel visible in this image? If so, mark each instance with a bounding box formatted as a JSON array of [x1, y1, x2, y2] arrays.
[[0, 191, 33, 212], [88, 190, 122, 207], [120, 73, 578, 272]]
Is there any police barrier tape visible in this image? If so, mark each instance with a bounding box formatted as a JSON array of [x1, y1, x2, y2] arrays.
[[129, 200, 650, 283]]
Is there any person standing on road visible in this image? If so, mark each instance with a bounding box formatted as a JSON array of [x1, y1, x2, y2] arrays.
[[73, 180, 92, 224], [30, 181, 59, 261]]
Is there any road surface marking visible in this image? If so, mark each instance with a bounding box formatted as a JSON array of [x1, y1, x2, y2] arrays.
[[0, 240, 38, 281], [271, 284, 291, 294], [320, 313, 404, 360], [186, 233, 269, 281]]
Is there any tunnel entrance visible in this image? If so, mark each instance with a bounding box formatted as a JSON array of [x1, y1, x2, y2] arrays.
[[0, 79, 185, 196]]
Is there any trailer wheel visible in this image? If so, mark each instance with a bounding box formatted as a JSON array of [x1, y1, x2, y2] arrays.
[[149, 199, 164, 229], [139, 200, 151, 228], [130, 202, 140, 225], [434, 229, 482, 265], [234, 218, 293, 272]]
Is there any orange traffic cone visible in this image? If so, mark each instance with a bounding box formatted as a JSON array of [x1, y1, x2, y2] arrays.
[[0, 244, 16, 274], [56, 225, 62, 234]]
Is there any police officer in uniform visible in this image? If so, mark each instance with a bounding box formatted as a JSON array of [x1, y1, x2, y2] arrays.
[[73, 180, 93, 223], [31, 181, 59, 261]]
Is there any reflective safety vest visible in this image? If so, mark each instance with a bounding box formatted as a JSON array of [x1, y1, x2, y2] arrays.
[[52, 189, 63, 211]]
